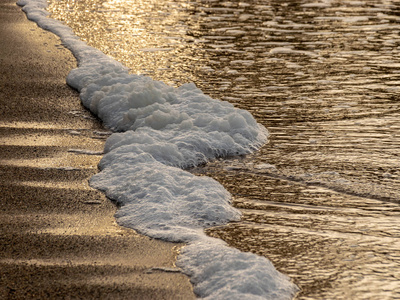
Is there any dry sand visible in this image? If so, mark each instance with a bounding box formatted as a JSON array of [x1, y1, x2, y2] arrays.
[[0, 1, 195, 299]]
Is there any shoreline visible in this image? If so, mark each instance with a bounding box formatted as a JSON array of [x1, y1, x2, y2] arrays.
[[0, 1, 195, 299]]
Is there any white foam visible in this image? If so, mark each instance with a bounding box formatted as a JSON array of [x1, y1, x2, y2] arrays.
[[90, 152, 241, 241], [18, 0, 298, 298], [178, 237, 298, 299]]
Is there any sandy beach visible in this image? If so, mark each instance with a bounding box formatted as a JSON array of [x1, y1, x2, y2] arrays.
[[0, 1, 195, 299]]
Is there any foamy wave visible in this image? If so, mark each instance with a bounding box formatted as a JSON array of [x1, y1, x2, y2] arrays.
[[18, 0, 298, 298]]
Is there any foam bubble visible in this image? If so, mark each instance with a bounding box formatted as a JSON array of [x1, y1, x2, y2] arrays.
[[18, 0, 298, 298]]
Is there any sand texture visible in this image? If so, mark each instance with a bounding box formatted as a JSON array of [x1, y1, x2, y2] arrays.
[[0, 1, 195, 299]]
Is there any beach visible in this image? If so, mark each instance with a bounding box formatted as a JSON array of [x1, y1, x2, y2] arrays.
[[4, 0, 400, 298], [45, 0, 400, 298], [0, 1, 195, 299]]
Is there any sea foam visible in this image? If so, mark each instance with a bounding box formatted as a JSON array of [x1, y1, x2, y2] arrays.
[[18, 0, 298, 298]]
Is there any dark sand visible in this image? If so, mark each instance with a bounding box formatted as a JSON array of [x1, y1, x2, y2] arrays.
[[0, 1, 195, 299]]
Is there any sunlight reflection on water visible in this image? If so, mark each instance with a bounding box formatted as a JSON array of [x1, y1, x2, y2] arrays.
[[48, 0, 400, 298]]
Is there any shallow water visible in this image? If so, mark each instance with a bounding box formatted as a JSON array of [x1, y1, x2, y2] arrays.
[[48, 0, 400, 298]]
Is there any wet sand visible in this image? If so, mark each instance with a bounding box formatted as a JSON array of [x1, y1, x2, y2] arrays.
[[43, 0, 400, 298], [0, 1, 195, 299]]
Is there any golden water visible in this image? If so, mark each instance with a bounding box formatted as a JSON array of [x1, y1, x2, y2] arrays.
[[48, 0, 400, 298]]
